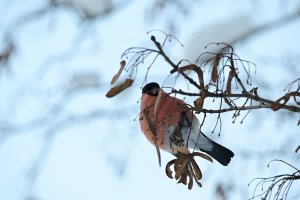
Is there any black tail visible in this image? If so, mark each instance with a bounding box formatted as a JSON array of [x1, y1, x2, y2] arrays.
[[200, 140, 234, 166]]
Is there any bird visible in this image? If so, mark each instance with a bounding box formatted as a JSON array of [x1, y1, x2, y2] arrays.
[[139, 82, 234, 166]]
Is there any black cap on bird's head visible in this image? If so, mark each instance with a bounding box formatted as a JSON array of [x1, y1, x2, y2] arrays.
[[142, 82, 160, 96]]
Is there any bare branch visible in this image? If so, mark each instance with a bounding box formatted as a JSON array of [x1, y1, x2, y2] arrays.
[[249, 160, 300, 200], [295, 145, 300, 153]]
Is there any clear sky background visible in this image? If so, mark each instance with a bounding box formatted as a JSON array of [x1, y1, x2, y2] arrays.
[[0, 0, 299, 200]]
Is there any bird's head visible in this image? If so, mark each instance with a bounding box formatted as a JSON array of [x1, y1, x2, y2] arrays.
[[142, 82, 160, 96]]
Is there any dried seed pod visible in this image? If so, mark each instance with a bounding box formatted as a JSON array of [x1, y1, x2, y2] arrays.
[[194, 97, 204, 112], [165, 159, 176, 179], [191, 159, 202, 180], [187, 173, 193, 190], [194, 178, 203, 188], [142, 109, 156, 136], [211, 54, 221, 83], [106, 78, 133, 98], [153, 88, 163, 120], [175, 157, 189, 180], [271, 102, 281, 111], [177, 172, 188, 185], [143, 109, 161, 167], [226, 70, 234, 94], [165, 151, 212, 189], [111, 60, 126, 84], [271, 96, 290, 111], [193, 152, 213, 163]]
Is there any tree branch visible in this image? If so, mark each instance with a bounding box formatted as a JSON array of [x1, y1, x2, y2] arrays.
[[249, 160, 300, 200], [147, 34, 300, 126]]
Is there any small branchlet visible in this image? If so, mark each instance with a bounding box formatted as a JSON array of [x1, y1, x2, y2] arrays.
[[107, 32, 300, 122], [109, 33, 299, 131], [248, 160, 300, 200]]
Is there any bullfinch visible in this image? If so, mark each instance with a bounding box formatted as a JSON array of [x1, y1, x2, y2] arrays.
[[139, 82, 234, 166]]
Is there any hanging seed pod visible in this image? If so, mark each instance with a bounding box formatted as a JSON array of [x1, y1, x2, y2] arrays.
[[271, 95, 290, 111], [211, 54, 221, 83], [194, 97, 204, 112], [143, 109, 161, 167], [106, 78, 133, 98], [191, 159, 202, 180], [226, 70, 234, 94], [111, 60, 126, 84], [187, 172, 194, 190], [165, 159, 176, 179]]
